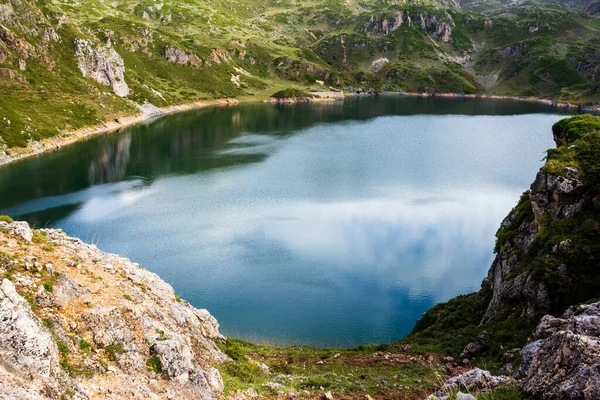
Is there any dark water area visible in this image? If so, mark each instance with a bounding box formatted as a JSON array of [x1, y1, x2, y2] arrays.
[[0, 96, 574, 346]]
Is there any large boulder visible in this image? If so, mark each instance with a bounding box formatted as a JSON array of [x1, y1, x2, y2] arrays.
[[426, 368, 511, 400], [519, 302, 600, 399]]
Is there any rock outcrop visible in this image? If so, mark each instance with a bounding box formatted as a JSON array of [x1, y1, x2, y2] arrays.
[[479, 116, 595, 324], [0, 220, 226, 399], [426, 368, 512, 400], [163, 45, 202, 67], [74, 39, 129, 97], [518, 302, 600, 399], [362, 11, 454, 43]]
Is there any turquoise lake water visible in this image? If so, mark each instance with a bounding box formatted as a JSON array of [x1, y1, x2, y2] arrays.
[[0, 97, 573, 346]]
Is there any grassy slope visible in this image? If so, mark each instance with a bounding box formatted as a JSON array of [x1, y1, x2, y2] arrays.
[[0, 0, 599, 150]]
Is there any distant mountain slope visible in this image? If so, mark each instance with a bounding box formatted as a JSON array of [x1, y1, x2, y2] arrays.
[[0, 0, 599, 152], [460, 0, 600, 14]]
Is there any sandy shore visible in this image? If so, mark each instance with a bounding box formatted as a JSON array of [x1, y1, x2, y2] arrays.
[[0, 92, 597, 167]]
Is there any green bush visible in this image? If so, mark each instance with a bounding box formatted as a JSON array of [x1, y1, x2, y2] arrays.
[[270, 88, 311, 98], [146, 356, 163, 374], [552, 114, 600, 146], [79, 339, 91, 353], [0, 215, 14, 223]]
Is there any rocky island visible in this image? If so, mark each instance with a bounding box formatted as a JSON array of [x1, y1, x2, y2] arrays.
[[1, 115, 599, 399]]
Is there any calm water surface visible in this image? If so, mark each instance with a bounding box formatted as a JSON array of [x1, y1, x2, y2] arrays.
[[0, 97, 573, 346]]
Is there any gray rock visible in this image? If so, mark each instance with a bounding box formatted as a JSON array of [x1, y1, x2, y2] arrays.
[[74, 39, 129, 97], [150, 338, 194, 381], [427, 368, 511, 399], [456, 393, 477, 400], [81, 306, 134, 347], [163, 45, 201, 67], [34, 285, 55, 308], [0, 279, 55, 378], [520, 302, 600, 399], [460, 331, 490, 359], [204, 367, 224, 393], [53, 271, 90, 307], [9, 221, 33, 242]]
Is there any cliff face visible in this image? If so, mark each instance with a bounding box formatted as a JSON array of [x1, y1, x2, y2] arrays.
[[480, 115, 600, 324], [0, 220, 226, 399], [361, 11, 454, 43]]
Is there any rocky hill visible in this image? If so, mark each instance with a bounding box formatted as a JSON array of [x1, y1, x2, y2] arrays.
[[0, 219, 226, 399], [0, 0, 599, 154]]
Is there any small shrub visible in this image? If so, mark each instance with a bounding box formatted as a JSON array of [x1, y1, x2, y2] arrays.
[[32, 230, 48, 243], [105, 343, 124, 361], [221, 360, 265, 383], [56, 340, 69, 357], [147, 356, 162, 374], [43, 282, 53, 293], [0, 215, 14, 223], [43, 243, 55, 252], [79, 339, 91, 353]]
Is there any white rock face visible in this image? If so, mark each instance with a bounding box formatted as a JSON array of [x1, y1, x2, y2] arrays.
[[370, 57, 389, 73], [10, 220, 33, 242], [0, 279, 56, 379], [74, 39, 130, 97]]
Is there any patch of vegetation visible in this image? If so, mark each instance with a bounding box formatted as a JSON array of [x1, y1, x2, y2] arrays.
[[494, 191, 534, 253], [104, 343, 124, 361], [42, 244, 55, 252], [552, 114, 600, 146], [406, 293, 535, 366], [146, 356, 163, 374], [32, 230, 48, 244], [79, 338, 92, 353], [216, 338, 445, 397], [0, 215, 14, 223], [156, 329, 169, 341], [270, 88, 312, 98]]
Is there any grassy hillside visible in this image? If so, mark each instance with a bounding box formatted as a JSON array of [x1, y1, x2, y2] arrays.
[[0, 0, 599, 151]]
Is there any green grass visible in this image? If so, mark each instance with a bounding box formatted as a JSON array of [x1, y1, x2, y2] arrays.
[[0, 216, 14, 223], [79, 339, 92, 353], [215, 338, 457, 397]]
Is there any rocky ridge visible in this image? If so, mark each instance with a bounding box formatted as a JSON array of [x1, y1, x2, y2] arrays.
[[0, 220, 226, 399], [362, 11, 454, 43]]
